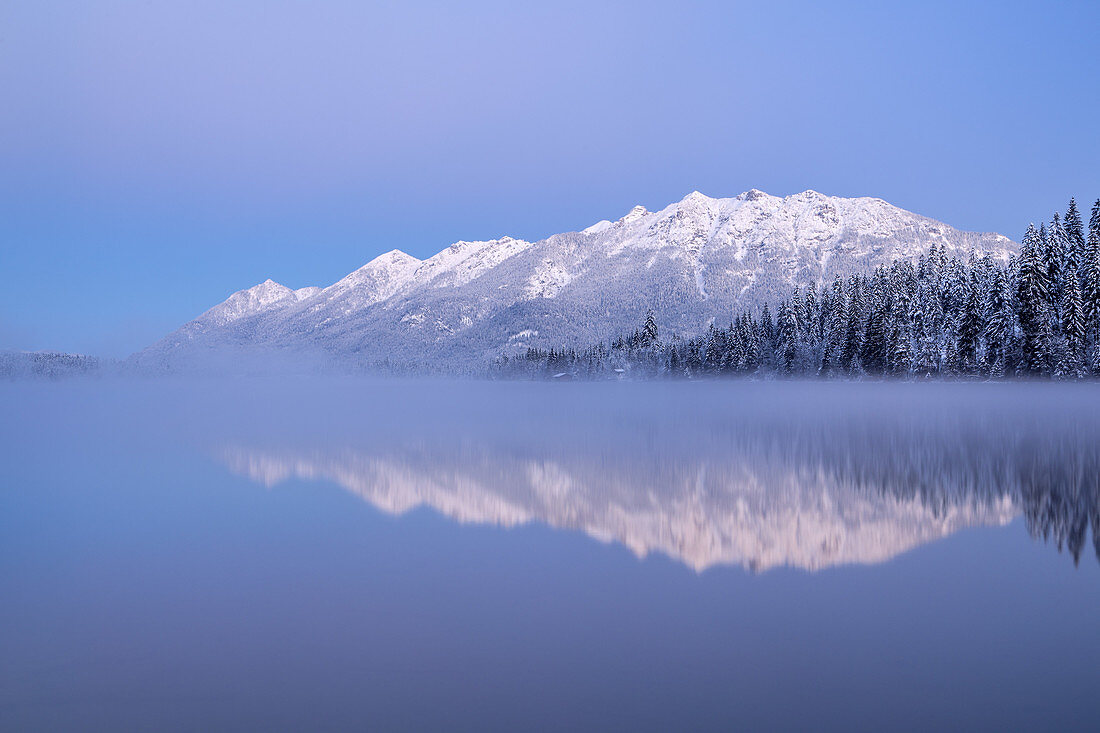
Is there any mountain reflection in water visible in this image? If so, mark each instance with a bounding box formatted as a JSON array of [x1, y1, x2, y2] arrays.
[[221, 384, 1100, 573]]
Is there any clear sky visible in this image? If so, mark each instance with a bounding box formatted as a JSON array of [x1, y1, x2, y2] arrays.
[[2, 0, 1098, 357]]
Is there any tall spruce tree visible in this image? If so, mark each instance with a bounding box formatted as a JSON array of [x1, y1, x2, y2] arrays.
[[842, 278, 864, 372], [641, 310, 659, 347], [957, 272, 984, 371], [1042, 221, 1063, 318], [1065, 198, 1086, 284], [777, 301, 799, 373], [862, 277, 889, 374], [823, 277, 846, 374], [1057, 273, 1086, 378], [1084, 200, 1100, 360], [1018, 224, 1052, 373], [985, 269, 1014, 377], [889, 320, 911, 376]]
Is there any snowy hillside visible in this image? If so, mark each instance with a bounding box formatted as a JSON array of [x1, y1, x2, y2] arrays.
[[134, 189, 1017, 371]]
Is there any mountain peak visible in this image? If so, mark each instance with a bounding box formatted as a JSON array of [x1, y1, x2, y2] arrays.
[[198, 278, 299, 326], [788, 189, 828, 200], [380, 248, 418, 260], [246, 279, 293, 298], [737, 188, 772, 202], [344, 249, 420, 276], [324, 248, 423, 309], [680, 190, 711, 203], [582, 218, 613, 235], [620, 204, 649, 225]]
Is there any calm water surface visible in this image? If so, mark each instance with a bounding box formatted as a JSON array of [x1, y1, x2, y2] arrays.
[[2, 379, 1098, 731]]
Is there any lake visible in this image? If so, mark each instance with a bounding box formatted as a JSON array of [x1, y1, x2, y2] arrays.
[[2, 379, 1098, 731]]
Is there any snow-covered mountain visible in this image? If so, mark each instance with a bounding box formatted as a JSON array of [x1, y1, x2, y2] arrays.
[[135, 189, 1017, 371]]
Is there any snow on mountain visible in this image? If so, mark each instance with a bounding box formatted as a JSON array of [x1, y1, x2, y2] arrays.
[[310, 249, 422, 314], [134, 189, 1017, 371], [412, 235, 532, 289], [581, 219, 613, 235], [202, 279, 302, 325]]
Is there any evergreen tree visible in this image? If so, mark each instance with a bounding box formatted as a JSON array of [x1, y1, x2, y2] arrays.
[[912, 278, 940, 375], [985, 269, 1014, 377], [889, 320, 911, 376], [702, 324, 722, 374], [641, 310, 659, 347], [890, 283, 913, 376], [668, 345, 681, 377], [823, 277, 846, 374], [842, 295, 862, 372], [1057, 273, 1086, 378], [1065, 198, 1086, 283], [956, 272, 984, 371], [1042, 220, 1064, 317], [862, 279, 889, 374], [1084, 200, 1100, 368], [777, 301, 799, 373], [1018, 224, 1052, 373], [803, 285, 821, 348], [759, 302, 775, 346]]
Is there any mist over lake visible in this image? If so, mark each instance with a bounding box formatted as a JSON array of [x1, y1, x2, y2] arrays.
[[3, 378, 1098, 731]]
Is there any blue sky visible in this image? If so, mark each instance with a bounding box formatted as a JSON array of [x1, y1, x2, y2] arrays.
[[2, 0, 1098, 356]]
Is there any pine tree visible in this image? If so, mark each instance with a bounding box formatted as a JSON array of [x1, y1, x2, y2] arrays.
[[945, 338, 961, 376], [803, 285, 821, 347], [889, 282, 913, 376], [842, 279, 864, 373], [889, 320, 911, 376], [823, 277, 846, 374], [1018, 224, 1052, 373], [1065, 198, 1086, 283], [777, 301, 799, 373], [703, 324, 722, 375], [641, 310, 659, 347], [1084, 200, 1100, 369], [742, 314, 761, 373], [861, 278, 889, 374], [759, 302, 775, 346], [957, 272, 984, 371], [910, 279, 935, 376], [985, 269, 1014, 377], [1043, 220, 1064, 316], [1057, 273, 1086, 378]]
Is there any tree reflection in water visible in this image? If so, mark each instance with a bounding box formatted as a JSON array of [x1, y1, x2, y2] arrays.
[[221, 387, 1099, 571]]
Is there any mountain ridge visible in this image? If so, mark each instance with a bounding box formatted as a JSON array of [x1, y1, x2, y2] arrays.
[[134, 189, 1017, 371]]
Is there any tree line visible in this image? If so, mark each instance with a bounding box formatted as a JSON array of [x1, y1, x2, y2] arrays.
[[494, 198, 1100, 380]]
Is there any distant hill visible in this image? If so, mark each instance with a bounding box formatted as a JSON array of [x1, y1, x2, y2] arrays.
[[0, 351, 105, 380]]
